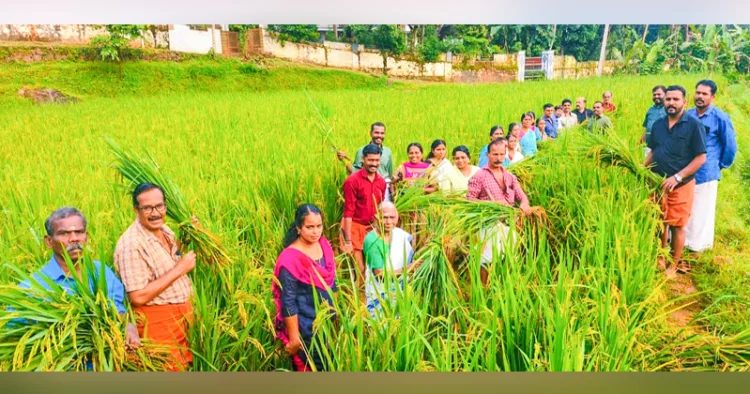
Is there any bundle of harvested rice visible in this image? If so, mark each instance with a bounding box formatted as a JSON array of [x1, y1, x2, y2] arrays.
[[106, 137, 232, 266], [0, 256, 170, 371]]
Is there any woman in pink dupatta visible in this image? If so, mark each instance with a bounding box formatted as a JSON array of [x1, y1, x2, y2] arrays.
[[390, 142, 430, 196], [273, 204, 337, 372]]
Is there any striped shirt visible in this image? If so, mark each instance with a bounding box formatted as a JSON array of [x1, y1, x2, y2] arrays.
[[114, 220, 193, 305]]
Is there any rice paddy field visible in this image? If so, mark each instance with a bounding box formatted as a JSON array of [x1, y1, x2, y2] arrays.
[[1, 59, 749, 371]]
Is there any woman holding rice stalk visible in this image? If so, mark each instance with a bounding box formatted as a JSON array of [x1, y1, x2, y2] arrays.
[[273, 204, 337, 372]]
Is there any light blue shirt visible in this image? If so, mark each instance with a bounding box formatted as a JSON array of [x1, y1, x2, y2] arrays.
[[478, 144, 490, 168], [19, 256, 127, 314], [686, 105, 738, 185], [519, 128, 542, 156]]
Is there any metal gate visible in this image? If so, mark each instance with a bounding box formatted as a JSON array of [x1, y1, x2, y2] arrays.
[[245, 28, 264, 55], [221, 31, 241, 55], [524, 56, 545, 80], [517, 50, 555, 82]]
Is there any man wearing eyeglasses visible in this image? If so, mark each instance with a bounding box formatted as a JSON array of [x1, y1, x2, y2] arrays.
[[114, 182, 197, 372]]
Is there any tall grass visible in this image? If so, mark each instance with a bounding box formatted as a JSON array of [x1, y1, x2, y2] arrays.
[[0, 72, 745, 371]]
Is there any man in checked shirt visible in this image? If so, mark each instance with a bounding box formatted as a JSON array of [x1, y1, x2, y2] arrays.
[[114, 182, 198, 372], [467, 138, 532, 287]]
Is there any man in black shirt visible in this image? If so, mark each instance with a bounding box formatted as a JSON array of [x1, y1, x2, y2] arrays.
[[573, 97, 594, 124], [645, 85, 707, 278]]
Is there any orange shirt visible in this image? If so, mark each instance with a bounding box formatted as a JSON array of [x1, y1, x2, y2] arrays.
[[603, 102, 617, 113]]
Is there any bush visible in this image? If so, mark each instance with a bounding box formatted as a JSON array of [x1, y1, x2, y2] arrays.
[[238, 62, 263, 74]]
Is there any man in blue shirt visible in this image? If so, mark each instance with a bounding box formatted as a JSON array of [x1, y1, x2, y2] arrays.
[[17, 207, 141, 349], [542, 103, 559, 139], [640, 85, 667, 156], [684, 80, 738, 256]]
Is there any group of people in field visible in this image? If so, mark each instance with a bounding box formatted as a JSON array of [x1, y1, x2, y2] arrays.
[[274, 79, 737, 371], [11, 80, 736, 373]]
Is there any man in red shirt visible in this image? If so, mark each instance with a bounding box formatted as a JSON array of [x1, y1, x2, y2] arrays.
[[602, 91, 617, 113], [341, 144, 387, 284], [466, 138, 531, 286]]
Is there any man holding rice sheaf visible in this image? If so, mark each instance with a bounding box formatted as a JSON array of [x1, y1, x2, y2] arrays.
[[644, 85, 707, 279], [17, 207, 141, 350], [114, 182, 198, 372], [466, 138, 532, 286]]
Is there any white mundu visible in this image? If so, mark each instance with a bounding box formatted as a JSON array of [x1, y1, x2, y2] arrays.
[[479, 222, 518, 266], [685, 180, 719, 252]]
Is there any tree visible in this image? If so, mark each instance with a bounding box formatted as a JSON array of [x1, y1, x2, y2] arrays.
[[555, 25, 602, 60], [343, 25, 375, 47], [268, 25, 319, 43], [372, 25, 407, 73], [90, 24, 143, 80]]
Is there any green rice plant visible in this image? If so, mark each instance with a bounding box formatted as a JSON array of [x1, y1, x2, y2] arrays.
[[105, 137, 232, 266], [0, 70, 746, 372], [0, 254, 169, 371]]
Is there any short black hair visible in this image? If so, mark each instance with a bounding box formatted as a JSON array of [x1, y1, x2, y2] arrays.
[[488, 138, 508, 151], [593, 101, 603, 106], [452, 145, 471, 159], [562, 98, 572, 105], [555, 105, 563, 111], [132, 182, 165, 208], [362, 143, 382, 158], [696, 79, 717, 95], [666, 85, 687, 98], [652, 85, 667, 94], [370, 122, 386, 132], [543, 103, 554, 110]]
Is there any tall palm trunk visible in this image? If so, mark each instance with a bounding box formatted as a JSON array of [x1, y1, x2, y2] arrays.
[[597, 24, 610, 77]]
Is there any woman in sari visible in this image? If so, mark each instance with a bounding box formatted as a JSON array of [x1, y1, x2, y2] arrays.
[[273, 204, 337, 372], [519, 112, 543, 157], [390, 142, 430, 196], [452, 145, 481, 193], [424, 139, 463, 194]]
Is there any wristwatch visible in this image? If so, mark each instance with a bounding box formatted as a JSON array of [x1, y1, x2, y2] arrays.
[[674, 173, 683, 183]]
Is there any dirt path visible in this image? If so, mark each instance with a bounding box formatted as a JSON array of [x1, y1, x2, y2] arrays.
[[666, 272, 701, 330]]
